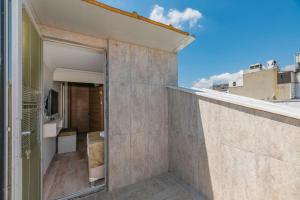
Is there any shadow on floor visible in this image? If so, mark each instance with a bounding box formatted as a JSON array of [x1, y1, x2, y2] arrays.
[[78, 173, 206, 200]]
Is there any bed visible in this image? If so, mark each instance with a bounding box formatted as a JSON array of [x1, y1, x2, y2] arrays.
[[87, 131, 105, 182]]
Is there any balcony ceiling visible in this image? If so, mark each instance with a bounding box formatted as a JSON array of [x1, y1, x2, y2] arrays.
[[26, 0, 195, 52]]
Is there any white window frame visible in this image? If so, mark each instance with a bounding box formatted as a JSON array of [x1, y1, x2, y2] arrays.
[[10, 0, 22, 199]]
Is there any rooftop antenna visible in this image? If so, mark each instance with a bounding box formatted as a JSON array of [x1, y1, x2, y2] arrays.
[[266, 60, 279, 69]]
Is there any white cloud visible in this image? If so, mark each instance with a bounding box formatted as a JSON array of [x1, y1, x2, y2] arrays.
[[149, 5, 203, 29], [192, 70, 244, 89], [282, 64, 296, 72]]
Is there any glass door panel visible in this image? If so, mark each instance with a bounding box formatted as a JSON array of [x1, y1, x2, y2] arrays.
[[22, 10, 41, 200]]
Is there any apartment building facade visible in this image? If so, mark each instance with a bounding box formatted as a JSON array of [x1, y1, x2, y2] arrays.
[[229, 59, 300, 101]]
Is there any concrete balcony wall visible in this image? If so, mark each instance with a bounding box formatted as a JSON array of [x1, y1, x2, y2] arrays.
[[168, 87, 300, 200], [107, 40, 178, 190]]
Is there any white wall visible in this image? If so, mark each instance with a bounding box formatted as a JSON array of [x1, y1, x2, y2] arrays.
[[43, 64, 61, 175], [295, 72, 300, 82], [295, 83, 300, 99]]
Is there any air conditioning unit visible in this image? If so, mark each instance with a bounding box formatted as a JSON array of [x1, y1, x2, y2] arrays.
[[249, 63, 262, 70]]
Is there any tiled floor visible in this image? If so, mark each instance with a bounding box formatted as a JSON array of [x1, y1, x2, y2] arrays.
[[44, 133, 105, 200], [43, 133, 89, 199], [78, 173, 205, 200]]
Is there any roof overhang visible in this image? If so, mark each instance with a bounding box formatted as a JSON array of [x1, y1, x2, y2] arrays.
[[26, 0, 195, 53]]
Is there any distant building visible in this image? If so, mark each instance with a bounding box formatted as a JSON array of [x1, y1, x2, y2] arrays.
[[296, 52, 300, 72], [229, 54, 300, 101]]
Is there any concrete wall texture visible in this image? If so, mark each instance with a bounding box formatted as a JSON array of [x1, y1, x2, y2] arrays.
[[107, 40, 177, 190], [168, 87, 300, 200]]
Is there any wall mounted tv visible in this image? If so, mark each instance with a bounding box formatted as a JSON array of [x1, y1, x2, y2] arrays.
[[45, 89, 58, 116]]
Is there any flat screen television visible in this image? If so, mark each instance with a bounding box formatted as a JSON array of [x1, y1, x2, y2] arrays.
[[45, 89, 58, 116]]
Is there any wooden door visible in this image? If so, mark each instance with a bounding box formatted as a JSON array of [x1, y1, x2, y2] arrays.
[[69, 85, 90, 132], [89, 86, 104, 131]]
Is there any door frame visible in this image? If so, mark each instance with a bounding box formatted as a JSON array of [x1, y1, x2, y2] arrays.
[[0, 0, 7, 198], [10, 1, 109, 198], [10, 1, 43, 199], [41, 39, 108, 199], [10, 0, 22, 199]]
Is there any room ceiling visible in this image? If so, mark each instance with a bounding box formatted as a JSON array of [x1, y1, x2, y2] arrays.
[[43, 40, 106, 73]]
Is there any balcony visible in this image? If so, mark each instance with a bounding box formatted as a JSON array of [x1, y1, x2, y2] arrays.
[[80, 87, 300, 200]]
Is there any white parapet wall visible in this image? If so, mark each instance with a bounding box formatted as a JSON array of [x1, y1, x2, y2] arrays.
[[273, 99, 300, 109], [167, 86, 300, 200]]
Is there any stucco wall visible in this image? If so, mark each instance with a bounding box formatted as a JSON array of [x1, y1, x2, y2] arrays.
[[168, 87, 300, 200], [277, 83, 292, 100], [108, 40, 177, 190]]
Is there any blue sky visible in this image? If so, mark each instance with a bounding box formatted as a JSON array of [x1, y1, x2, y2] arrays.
[[101, 0, 300, 88]]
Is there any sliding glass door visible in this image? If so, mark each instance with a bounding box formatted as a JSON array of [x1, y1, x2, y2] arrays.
[[22, 9, 42, 200]]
